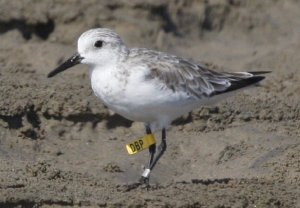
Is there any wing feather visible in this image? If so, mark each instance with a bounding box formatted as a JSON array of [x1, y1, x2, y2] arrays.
[[129, 49, 267, 99]]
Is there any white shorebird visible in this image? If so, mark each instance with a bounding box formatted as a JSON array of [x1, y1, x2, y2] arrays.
[[48, 28, 269, 184]]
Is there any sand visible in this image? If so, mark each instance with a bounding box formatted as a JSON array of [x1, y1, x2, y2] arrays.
[[0, 0, 299, 207]]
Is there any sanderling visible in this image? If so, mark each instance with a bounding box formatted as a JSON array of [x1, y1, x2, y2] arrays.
[[48, 28, 269, 184]]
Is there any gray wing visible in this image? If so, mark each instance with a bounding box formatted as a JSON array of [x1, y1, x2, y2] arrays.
[[135, 49, 268, 99]]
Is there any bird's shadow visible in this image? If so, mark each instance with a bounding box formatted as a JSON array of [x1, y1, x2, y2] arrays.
[[104, 111, 196, 129], [172, 112, 193, 126], [106, 114, 133, 129], [120, 177, 233, 192], [188, 178, 232, 185], [105, 112, 194, 129]]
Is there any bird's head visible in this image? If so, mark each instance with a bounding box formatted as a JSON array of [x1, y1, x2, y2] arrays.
[[48, 28, 128, 78]]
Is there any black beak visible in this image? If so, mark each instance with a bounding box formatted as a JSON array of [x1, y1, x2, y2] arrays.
[[47, 53, 83, 78]]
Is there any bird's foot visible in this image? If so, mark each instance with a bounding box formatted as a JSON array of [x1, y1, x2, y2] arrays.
[[138, 168, 151, 188], [139, 176, 149, 184]]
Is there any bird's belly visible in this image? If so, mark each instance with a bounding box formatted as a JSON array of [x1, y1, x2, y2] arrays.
[[90, 68, 201, 124], [92, 85, 161, 122], [90, 68, 154, 122], [107, 88, 196, 123]]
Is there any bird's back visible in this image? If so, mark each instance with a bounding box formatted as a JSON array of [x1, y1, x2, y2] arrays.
[[127, 48, 268, 100]]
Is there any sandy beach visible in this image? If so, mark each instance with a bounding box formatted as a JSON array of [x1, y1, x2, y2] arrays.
[[0, 1, 299, 207]]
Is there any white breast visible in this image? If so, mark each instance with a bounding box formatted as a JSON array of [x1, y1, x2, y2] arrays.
[[90, 65, 202, 129], [90, 65, 125, 107]]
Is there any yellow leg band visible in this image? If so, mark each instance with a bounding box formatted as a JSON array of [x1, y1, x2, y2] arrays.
[[126, 134, 156, 155]]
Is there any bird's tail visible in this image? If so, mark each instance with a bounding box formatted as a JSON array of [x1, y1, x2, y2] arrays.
[[247, 71, 271, 75], [218, 71, 271, 94]]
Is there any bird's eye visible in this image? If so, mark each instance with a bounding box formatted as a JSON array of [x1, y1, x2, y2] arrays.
[[94, 40, 103, 48]]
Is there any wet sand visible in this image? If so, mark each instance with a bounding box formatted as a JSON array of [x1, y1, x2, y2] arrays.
[[0, 1, 299, 207]]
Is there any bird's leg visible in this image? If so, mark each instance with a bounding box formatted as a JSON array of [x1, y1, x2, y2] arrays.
[[149, 128, 167, 171], [145, 125, 156, 168], [140, 125, 156, 184], [140, 128, 167, 184]]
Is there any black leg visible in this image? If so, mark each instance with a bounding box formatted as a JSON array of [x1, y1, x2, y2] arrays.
[[145, 125, 156, 169], [148, 144, 156, 167], [140, 127, 167, 185], [149, 128, 167, 170], [140, 125, 156, 184]]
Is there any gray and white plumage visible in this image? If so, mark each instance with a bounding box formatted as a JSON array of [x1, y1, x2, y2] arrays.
[[49, 28, 268, 131], [129, 48, 264, 98], [48, 28, 269, 182]]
